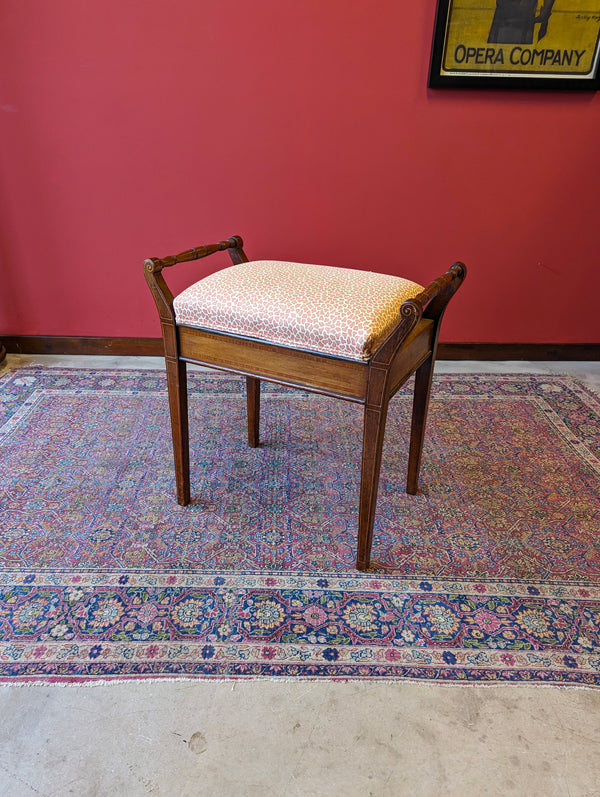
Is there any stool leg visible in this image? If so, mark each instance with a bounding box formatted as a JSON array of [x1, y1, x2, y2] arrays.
[[406, 356, 435, 495], [246, 376, 260, 447], [165, 357, 190, 505], [357, 399, 389, 571]]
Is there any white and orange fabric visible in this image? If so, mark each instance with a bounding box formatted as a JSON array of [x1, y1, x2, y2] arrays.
[[173, 260, 423, 362]]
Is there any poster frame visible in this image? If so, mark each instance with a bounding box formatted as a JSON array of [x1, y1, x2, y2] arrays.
[[428, 0, 600, 89]]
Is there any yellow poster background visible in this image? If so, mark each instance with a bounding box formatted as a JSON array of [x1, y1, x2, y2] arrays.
[[442, 0, 600, 75]]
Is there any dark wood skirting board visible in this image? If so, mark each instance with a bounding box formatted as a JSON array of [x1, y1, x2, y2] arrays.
[[3, 336, 164, 357], [2, 336, 600, 361], [438, 342, 600, 361]]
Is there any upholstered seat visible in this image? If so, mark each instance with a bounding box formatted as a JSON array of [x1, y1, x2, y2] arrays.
[[173, 260, 423, 361], [145, 236, 466, 571]]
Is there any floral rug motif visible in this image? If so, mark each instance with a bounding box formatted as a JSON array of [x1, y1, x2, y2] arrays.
[[0, 367, 599, 684]]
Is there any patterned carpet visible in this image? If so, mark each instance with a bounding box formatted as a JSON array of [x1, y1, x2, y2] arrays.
[[0, 367, 599, 684]]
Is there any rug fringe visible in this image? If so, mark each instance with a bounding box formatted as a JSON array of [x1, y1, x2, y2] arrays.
[[1, 676, 598, 690]]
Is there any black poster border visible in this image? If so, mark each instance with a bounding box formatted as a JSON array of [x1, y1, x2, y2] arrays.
[[429, 0, 600, 89]]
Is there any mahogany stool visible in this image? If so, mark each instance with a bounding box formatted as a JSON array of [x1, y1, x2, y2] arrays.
[[144, 236, 465, 570]]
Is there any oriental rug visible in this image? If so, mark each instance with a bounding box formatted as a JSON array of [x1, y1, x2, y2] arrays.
[[0, 367, 599, 685]]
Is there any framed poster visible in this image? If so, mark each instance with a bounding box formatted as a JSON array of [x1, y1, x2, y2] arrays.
[[429, 0, 600, 88]]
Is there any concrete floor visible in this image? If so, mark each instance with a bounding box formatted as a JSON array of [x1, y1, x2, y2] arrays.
[[1, 355, 599, 797]]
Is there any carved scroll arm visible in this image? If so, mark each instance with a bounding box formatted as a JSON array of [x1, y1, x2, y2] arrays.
[[371, 262, 467, 366]]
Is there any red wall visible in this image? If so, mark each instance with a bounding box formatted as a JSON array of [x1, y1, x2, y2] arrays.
[[1, 0, 599, 343]]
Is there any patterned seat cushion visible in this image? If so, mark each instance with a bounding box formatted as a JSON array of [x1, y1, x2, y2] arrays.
[[173, 260, 423, 361]]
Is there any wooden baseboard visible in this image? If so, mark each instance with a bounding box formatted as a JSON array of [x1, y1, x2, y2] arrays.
[[2, 336, 599, 361], [3, 336, 164, 357], [437, 342, 600, 361]]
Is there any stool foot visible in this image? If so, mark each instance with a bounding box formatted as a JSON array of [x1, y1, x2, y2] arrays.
[[246, 376, 260, 447], [356, 399, 389, 572], [165, 357, 191, 505], [407, 356, 434, 495]]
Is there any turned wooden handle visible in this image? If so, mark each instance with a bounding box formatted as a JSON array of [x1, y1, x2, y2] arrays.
[[144, 235, 244, 274], [414, 262, 466, 309]]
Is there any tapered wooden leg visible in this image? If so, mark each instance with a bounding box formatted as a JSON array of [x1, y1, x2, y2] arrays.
[[165, 357, 190, 505], [357, 400, 389, 571], [246, 376, 260, 447], [406, 355, 435, 495]]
